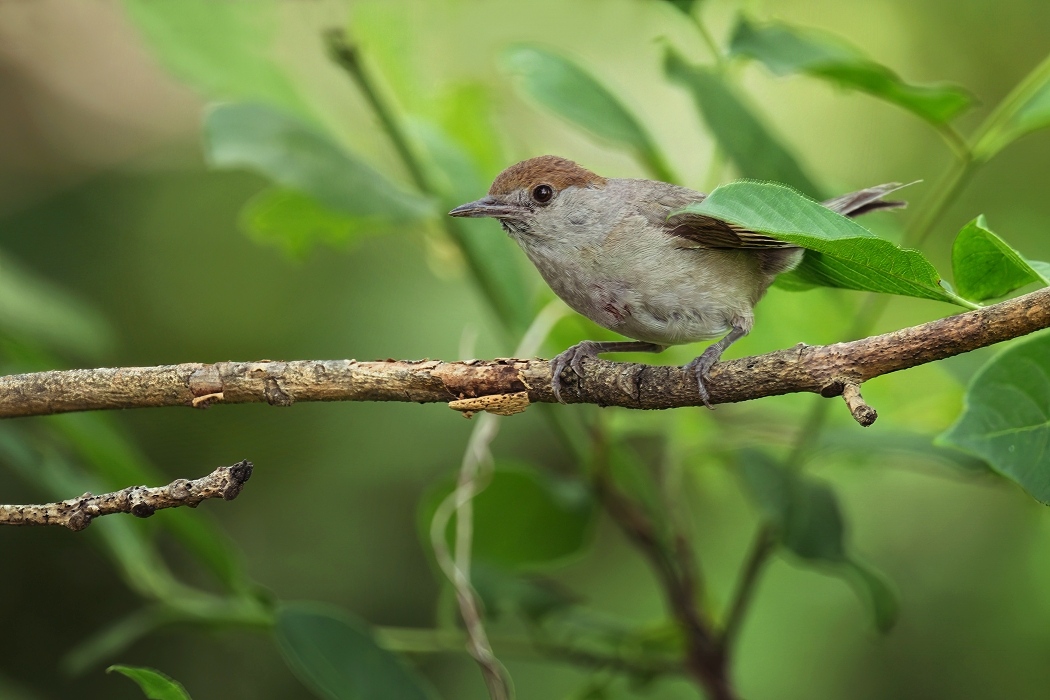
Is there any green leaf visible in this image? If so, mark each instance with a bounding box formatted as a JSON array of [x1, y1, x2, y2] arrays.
[[121, 0, 309, 119], [729, 17, 972, 124], [939, 332, 1050, 503], [503, 45, 673, 181], [0, 252, 114, 360], [664, 48, 821, 196], [739, 452, 844, 562], [471, 564, 580, 623], [275, 604, 437, 700], [204, 103, 433, 221], [662, 0, 701, 15], [845, 561, 899, 633], [421, 462, 596, 570], [781, 479, 846, 562], [107, 665, 191, 700], [738, 451, 898, 631], [677, 181, 967, 306], [240, 188, 392, 258], [951, 215, 1049, 301]]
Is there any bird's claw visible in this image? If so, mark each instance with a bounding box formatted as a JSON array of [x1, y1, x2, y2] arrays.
[[550, 341, 600, 403], [684, 347, 721, 410]]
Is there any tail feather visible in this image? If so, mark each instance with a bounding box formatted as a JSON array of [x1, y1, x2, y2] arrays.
[[822, 182, 915, 217]]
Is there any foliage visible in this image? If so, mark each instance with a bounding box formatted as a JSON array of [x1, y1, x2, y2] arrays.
[[107, 666, 192, 700], [275, 605, 438, 700], [2, 1, 1050, 699]]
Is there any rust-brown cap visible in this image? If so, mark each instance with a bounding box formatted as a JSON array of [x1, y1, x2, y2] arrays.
[[488, 155, 606, 196]]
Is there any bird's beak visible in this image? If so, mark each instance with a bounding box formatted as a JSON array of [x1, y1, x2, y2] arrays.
[[448, 196, 528, 219]]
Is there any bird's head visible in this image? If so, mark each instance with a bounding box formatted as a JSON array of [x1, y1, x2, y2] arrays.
[[448, 155, 608, 239]]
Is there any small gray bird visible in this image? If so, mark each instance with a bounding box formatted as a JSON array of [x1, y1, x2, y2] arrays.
[[449, 155, 905, 405]]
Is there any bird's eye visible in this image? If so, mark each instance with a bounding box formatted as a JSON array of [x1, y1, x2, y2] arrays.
[[532, 184, 554, 203]]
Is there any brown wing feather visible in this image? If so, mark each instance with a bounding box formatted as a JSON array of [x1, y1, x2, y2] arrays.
[[648, 181, 911, 251], [636, 185, 794, 250]]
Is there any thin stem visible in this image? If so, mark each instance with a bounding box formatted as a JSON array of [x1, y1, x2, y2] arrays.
[[719, 525, 776, 652], [375, 627, 684, 676], [690, 12, 727, 72], [429, 301, 566, 700], [324, 28, 526, 338], [323, 30, 428, 192], [936, 124, 972, 163], [591, 430, 734, 699], [971, 50, 1050, 160]]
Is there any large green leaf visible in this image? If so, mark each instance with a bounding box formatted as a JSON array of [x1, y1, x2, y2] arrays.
[[729, 17, 972, 124], [503, 45, 674, 181], [421, 462, 596, 570], [951, 215, 1049, 301], [275, 604, 437, 700], [205, 103, 433, 221], [676, 181, 968, 306], [107, 666, 191, 700], [939, 332, 1050, 504], [121, 0, 309, 119], [664, 49, 821, 196], [739, 451, 898, 631]]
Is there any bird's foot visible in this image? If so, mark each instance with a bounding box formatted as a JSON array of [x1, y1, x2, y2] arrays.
[[550, 341, 603, 404], [684, 346, 723, 409]]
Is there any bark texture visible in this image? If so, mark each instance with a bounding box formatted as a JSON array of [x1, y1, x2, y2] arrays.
[[0, 461, 253, 530], [0, 287, 1046, 422]]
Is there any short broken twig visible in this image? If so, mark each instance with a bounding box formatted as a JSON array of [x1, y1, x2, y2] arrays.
[[840, 383, 877, 426], [0, 461, 253, 531]]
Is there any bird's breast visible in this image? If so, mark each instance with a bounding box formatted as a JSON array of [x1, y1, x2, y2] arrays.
[[516, 216, 766, 345]]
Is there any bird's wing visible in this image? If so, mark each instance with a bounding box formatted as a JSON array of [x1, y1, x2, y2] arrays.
[[644, 182, 910, 250], [821, 182, 909, 216], [638, 188, 795, 250]]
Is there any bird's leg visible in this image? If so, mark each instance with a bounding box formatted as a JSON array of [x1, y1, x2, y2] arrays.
[[551, 340, 665, 403], [685, 323, 748, 409]]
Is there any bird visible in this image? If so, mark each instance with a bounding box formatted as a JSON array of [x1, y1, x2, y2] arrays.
[[449, 155, 905, 406]]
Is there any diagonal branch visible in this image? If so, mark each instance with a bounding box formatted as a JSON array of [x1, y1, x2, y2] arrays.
[[0, 461, 253, 531], [0, 288, 1047, 423]]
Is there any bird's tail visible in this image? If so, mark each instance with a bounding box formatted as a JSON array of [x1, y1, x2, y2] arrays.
[[822, 182, 914, 217]]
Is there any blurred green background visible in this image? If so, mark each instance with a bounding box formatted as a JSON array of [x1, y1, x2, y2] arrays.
[[0, 1, 1049, 698]]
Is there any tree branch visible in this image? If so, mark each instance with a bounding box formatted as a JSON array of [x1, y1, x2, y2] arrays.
[[0, 288, 1046, 422], [0, 461, 253, 531]]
